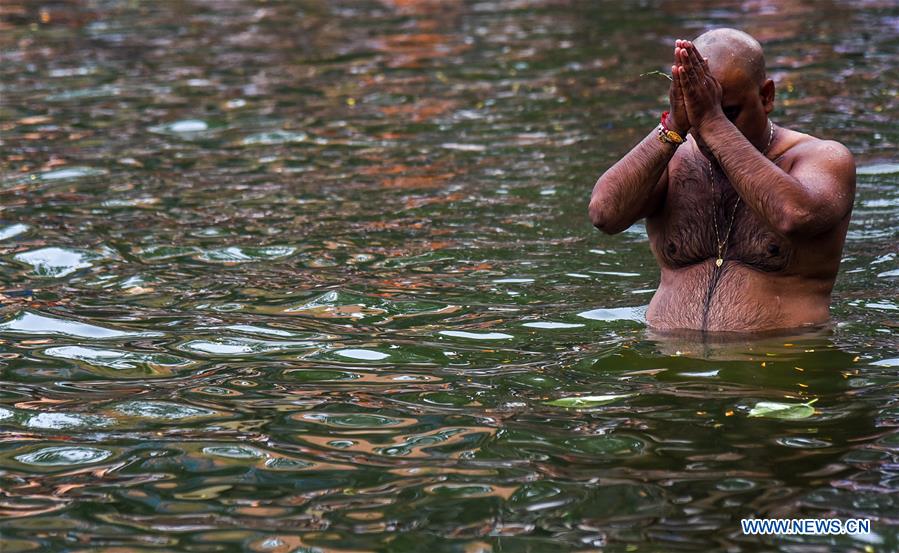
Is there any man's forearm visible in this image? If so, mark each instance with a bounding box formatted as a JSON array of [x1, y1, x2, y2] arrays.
[[589, 129, 677, 234], [700, 115, 809, 237]]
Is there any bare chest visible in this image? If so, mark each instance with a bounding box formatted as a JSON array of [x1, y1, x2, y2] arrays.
[[649, 156, 792, 272]]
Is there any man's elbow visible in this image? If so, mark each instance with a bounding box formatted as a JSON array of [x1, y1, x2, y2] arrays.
[[774, 206, 816, 239], [588, 199, 627, 235]]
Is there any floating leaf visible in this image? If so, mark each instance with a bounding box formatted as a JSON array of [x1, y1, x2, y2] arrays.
[[544, 394, 633, 408], [748, 399, 818, 420]]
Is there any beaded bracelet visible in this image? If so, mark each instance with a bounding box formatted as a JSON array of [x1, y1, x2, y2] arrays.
[[657, 110, 685, 145]]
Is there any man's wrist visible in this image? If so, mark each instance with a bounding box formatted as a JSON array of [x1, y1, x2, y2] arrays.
[[664, 112, 686, 136], [658, 111, 686, 146], [695, 109, 728, 137]]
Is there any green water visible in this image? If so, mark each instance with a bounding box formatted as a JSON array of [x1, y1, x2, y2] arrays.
[[0, 1, 897, 551]]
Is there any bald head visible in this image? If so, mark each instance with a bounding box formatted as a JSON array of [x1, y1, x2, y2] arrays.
[[694, 28, 766, 86]]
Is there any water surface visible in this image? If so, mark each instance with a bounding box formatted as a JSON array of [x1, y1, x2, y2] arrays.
[[0, 1, 897, 551]]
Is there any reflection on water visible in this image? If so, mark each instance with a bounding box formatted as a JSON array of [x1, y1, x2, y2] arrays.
[[0, 0, 897, 551], [644, 324, 839, 359]]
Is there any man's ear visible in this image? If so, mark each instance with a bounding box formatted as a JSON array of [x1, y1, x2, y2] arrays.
[[761, 79, 775, 113]]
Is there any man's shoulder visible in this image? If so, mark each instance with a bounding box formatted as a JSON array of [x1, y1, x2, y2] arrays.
[[780, 129, 855, 185], [782, 129, 854, 167]]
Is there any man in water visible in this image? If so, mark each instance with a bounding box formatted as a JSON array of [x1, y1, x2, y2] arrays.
[[588, 28, 855, 332]]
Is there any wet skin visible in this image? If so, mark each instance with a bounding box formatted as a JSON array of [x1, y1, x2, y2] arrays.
[[589, 33, 856, 332]]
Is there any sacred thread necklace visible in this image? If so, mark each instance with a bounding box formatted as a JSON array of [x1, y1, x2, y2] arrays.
[[706, 119, 776, 268]]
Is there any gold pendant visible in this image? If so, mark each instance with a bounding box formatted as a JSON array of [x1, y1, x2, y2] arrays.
[[716, 258, 723, 267]]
